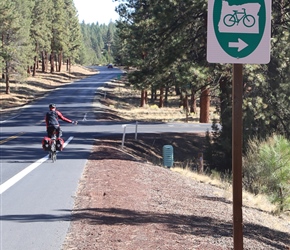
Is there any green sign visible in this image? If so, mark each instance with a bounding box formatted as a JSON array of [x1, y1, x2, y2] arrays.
[[207, 0, 271, 64]]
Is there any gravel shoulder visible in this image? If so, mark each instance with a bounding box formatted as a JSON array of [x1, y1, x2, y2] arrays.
[[61, 70, 289, 250], [61, 142, 290, 250]]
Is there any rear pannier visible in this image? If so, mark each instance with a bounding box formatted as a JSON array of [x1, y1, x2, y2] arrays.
[[42, 137, 52, 151], [56, 138, 64, 151]]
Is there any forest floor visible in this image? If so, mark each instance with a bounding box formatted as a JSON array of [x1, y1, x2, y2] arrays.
[[1, 65, 289, 249]]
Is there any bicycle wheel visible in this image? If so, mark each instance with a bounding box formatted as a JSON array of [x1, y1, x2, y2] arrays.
[[223, 14, 236, 27], [243, 14, 255, 27], [50, 141, 57, 162], [52, 151, 57, 162]]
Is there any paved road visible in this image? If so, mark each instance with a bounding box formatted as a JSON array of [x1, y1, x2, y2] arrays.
[[0, 66, 213, 250]]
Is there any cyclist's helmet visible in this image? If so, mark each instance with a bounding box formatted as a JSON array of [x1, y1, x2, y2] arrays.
[[49, 103, 56, 110]]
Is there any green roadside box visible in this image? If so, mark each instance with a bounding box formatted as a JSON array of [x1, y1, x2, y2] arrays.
[[163, 145, 174, 168]]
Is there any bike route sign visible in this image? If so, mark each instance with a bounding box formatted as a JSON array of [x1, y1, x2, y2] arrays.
[[207, 0, 271, 64]]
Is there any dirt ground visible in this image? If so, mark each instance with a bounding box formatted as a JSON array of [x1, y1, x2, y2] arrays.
[[1, 66, 290, 249], [61, 135, 290, 250], [61, 69, 289, 250]]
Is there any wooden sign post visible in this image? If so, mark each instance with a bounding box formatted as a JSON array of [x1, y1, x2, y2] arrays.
[[232, 64, 243, 250]]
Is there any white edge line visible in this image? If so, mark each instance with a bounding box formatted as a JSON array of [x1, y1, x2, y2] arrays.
[[0, 157, 48, 194], [0, 136, 74, 195], [64, 136, 74, 148]]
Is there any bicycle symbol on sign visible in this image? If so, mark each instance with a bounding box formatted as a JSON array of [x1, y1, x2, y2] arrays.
[[223, 8, 255, 28]]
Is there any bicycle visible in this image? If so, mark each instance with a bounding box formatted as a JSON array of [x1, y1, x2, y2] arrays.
[[48, 129, 65, 163], [43, 122, 77, 163], [49, 132, 57, 163], [223, 8, 255, 28]]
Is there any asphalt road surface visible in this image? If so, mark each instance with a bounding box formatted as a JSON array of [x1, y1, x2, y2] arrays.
[[0, 66, 213, 250]]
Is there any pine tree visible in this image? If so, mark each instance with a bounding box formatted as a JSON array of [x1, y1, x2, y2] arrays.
[[51, 0, 68, 72], [0, 0, 33, 93], [63, 0, 83, 71], [115, 0, 212, 112], [31, 0, 53, 75]]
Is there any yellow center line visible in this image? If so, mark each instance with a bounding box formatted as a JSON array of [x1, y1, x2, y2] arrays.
[[0, 120, 44, 145], [0, 132, 26, 145]]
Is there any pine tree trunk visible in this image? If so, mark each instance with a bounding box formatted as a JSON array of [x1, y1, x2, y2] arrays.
[[140, 90, 146, 107], [165, 85, 169, 105], [58, 52, 62, 72], [200, 87, 210, 123], [69, 59, 71, 74], [278, 186, 284, 212], [179, 93, 183, 107], [2, 34, 4, 79], [5, 76, 10, 94], [50, 52, 55, 73], [55, 54, 58, 72], [145, 90, 148, 105], [190, 87, 197, 113], [175, 85, 181, 95], [5, 63, 10, 94], [182, 93, 188, 111], [159, 87, 164, 108], [45, 51, 49, 72], [33, 56, 37, 77], [41, 51, 45, 72]]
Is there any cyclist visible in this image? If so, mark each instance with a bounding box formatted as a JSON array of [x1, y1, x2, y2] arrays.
[[45, 103, 77, 138]]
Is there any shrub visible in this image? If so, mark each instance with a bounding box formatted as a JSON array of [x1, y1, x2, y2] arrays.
[[243, 134, 290, 213], [243, 137, 265, 195]]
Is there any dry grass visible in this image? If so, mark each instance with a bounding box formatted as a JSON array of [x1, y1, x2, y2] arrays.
[[100, 78, 219, 123], [171, 167, 277, 213]]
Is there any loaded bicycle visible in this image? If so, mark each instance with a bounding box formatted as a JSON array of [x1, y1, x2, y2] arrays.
[[49, 132, 58, 162], [42, 103, 77, 163], [42, 129, 64, 163]]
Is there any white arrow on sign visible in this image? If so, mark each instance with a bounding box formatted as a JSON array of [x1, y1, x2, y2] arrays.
[[229, 38, 248, 52]]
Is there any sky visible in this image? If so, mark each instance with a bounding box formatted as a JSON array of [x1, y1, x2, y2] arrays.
[[73, 0, 120, 24]]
